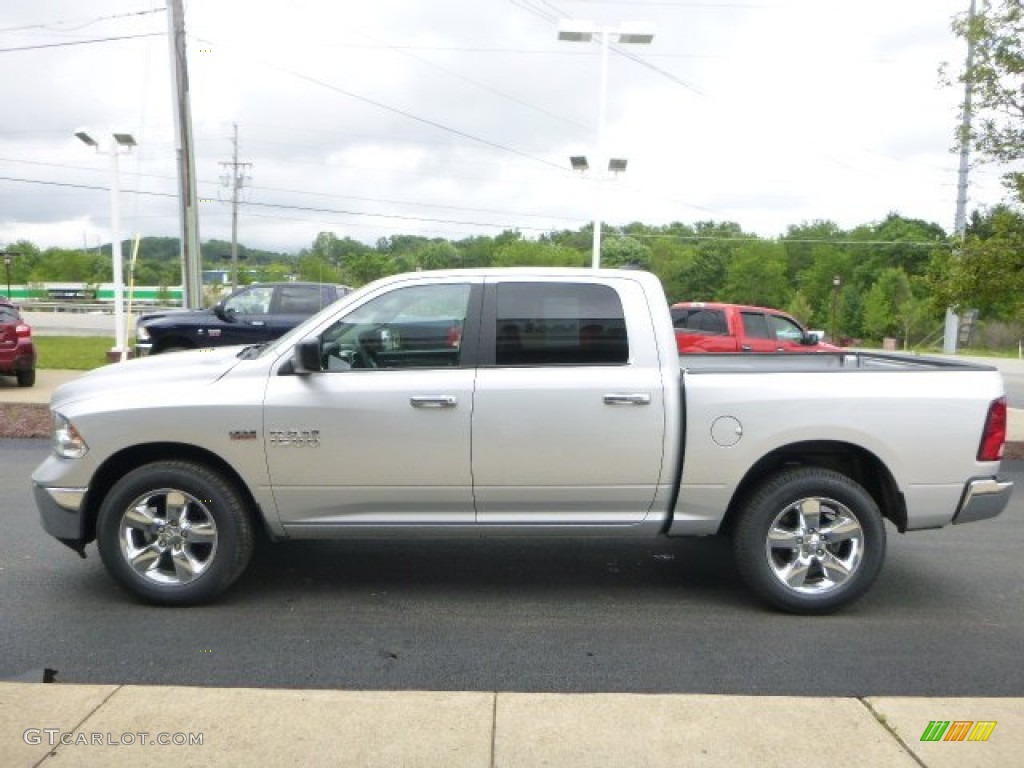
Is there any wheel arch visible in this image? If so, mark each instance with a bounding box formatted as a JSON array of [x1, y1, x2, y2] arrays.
[[81, 442, 265, 543], [719, 440, 906, 535]]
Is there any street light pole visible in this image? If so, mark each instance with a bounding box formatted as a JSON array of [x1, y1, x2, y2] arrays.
[[593, 28, 610, 270], [2, 252, 12, 299], [831, 274, 842, 344], [76, 130, 136, 362], [558, 20, 653, 269]]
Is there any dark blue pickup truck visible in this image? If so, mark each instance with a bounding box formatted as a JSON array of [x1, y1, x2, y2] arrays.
[[135, 282, 351, 355]]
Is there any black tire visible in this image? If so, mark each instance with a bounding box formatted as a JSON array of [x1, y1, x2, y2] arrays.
[[96, 461, 254, 605], [16, 368, 35, 387], [733, 467, 886, 614]]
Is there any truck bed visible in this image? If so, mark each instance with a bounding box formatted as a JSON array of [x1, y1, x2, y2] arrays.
[[679, 351, 995, 373]]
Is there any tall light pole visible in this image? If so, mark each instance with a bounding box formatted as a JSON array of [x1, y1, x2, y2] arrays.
[[558, 20, 653, 268], [76, 130, 136, 362], [945, 0, 978, 354], [2, 252, 13, 299], [831, 274, 842, 345]]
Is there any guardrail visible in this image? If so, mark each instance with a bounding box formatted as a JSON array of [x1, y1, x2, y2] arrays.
[[18, 302, 184, 314]]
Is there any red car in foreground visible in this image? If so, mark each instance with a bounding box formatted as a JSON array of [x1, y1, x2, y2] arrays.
[[0, 299, 36, 387]]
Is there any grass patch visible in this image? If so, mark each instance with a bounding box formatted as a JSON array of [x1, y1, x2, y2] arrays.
[[34, 336, 115, 370]]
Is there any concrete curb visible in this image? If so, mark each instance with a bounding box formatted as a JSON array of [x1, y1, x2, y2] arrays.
[[2, 683, 1020, 768]]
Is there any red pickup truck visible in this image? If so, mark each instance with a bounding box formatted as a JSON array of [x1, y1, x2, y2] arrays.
[[670, 301, 837, 354]]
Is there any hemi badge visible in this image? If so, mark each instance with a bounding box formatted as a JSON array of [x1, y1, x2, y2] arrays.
[[229, 430, 258, 441]]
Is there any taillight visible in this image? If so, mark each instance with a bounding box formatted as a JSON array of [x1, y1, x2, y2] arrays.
[[15, 324, 31, 337], [978, 397, 1007, 462]]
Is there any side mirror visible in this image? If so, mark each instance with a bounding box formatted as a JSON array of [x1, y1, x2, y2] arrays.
[[213, 302, 234, 322], [802, 331, 821, 346], [292, 337, 323, 374]]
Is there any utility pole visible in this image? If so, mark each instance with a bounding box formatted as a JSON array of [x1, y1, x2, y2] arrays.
[[945, 0, 977, 354], [220, 123, 252, 290], [166, 0, 203, 308]]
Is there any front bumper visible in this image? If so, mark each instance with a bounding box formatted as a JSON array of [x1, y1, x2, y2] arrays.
[[34, 484, 89, 540], [134, 342, 152, 357], [953, 477, 1013, 525]]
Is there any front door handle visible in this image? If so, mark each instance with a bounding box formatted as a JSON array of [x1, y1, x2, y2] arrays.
[[410, 395, 458, 409], [603, 393, 651, 406]]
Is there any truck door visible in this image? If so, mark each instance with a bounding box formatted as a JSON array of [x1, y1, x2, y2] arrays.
[[472, 278, 665, 526], [738, 310, 778, 352], [215, 285, 277, 346], [263, 279, 481, 532], [768, 312, 812, 352]]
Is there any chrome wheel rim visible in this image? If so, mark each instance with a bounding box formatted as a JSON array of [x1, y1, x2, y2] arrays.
[[764, 496, 864, 595], [118, 488, 218, 586]]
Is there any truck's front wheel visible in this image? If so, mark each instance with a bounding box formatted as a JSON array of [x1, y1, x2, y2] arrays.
[[96, 461, 254, 605], [733, 467, 886, 614]]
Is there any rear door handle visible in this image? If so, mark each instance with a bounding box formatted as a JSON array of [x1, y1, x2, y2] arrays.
[[410, 395, 458, 409], [603, 393, 651, 406]]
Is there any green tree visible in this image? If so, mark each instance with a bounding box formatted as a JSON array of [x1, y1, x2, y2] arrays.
[[296, 253, 342, 284], [492, 240, 582, 267], [931, 205, 1024, 318], [783, 220, 843, 279], [720, 241, 790, 308], [342, 252, 394, 286], [787, 292, 814, 326], [413, 241, 461, 270], [601, 236, 653, 269], [863, 268, 918, 340], [948, 1, 1024, 203]]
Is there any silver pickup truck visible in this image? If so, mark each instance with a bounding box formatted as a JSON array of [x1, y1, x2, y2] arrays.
[[32, 268, 1013, 613]]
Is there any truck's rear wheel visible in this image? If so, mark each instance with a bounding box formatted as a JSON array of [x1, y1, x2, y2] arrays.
[[733, 467, 886, 614], [96, 461, 254, 605]]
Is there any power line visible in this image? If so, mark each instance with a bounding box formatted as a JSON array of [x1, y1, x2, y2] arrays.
[[0, 155, 583, 221], [347, 29, 590, 133], [0, 174, 559, 233], [196, 36, 569, 173], [623, 232, 953, 247], [0, 32, 162, 53], [0, 8, 165, 35]]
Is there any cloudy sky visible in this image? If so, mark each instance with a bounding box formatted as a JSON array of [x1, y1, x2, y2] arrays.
[[0, 0, 1010, 254]]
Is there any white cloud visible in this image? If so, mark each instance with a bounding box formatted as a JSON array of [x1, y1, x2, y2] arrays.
[[0, 0, 1013, 255]]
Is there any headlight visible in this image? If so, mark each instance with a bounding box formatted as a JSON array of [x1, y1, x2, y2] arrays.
[[54, 413, 88, 459], [136, 324, 151, 341]]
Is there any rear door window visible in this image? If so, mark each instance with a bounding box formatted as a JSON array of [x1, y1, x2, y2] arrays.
[[277, 285, 331, 315], [740, 311, 771, 339], [492, 283, 628, 366]]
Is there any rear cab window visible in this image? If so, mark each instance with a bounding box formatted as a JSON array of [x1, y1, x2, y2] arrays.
[[671, 307, 728, 336]]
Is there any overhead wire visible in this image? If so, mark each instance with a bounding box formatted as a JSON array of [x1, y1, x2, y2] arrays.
[[0, 33, 163, 53], [0, 8, 165, 35], [194, 36, 570, 173]]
